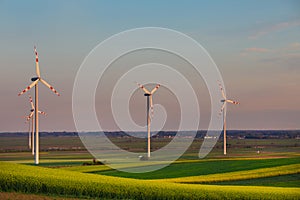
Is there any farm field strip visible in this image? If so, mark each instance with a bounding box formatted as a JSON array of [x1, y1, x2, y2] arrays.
[[60, 157, 299, 174], [0, 161, 299, 200], [93, 157, 300, 179], [210, 173, 300, 187], [62, 165, 111, 173], [161, 163, 300, 184]]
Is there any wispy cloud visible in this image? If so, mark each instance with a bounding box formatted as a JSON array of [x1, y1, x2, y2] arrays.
[[243, 47, 271, 53], [287, 42, 300, 50], [241, 41, 300, 71], [242, 42, 300, 56], [240, 47, 271, 56], [249, 20, 300, 39]]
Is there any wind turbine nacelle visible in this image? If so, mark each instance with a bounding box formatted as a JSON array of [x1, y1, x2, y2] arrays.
[[30, 109, 34, 112], [31, 77, 39, 81], [221, 99, 225, 102], [144, 93, 151, 96]]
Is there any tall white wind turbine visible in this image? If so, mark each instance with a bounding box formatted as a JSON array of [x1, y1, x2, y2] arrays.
[[25, 95, 46, 155], [18, 46, 60, 164], [218, 81, 239, 155], [136, 82, 160, 158]]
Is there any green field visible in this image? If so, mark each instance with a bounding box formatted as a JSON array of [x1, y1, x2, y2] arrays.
[[0, 161, 299, 200], [90, 157, 300, 179], [211, 173, 300, 187], [0, 135, 299, 199]]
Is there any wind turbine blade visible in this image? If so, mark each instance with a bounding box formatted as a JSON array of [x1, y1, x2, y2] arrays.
[[34, 46, 41, 77], [226, 99, 240, 105], [38, 111, 46, 115], [18, 79, 39, 96], [150, 95, 154, 119], [219, 102, 226, 115], [29, 95, 34, 109], [218, 81, 226, 99], [25, 115, 31, 121], [135, 82, 150, 94], [150, 84, 160, 94], [40, 79, 60, 96], [29, 112, 34, 119]]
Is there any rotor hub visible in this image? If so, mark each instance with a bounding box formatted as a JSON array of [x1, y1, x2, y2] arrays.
[[31, 77, 39, 81]]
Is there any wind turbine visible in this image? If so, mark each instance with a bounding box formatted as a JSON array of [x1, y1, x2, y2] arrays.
[[218, 81, 239, 155], [18, 46, 60, 165], [136, 82, 160, 158], [25, 95, 46, 155]]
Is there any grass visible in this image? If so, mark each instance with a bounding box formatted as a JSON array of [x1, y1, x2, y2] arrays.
[[91, 157, 300, 179], [60, 158, 300, 188], [0, 161, 299, 200], [63, 161, 300, 188], [161, 163, 300, 184], [211, 173, 300, 187]]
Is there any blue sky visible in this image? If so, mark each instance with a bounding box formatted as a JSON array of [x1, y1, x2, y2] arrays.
[[0, 0, 299, 131]]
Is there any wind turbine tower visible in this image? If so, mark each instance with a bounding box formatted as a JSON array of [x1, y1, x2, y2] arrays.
[[136, 82, 160, 158]]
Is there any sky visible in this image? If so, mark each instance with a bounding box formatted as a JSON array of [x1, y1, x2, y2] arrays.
[[0, 0, 299, 132]]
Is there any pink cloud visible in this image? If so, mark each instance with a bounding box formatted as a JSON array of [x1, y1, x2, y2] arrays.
[[249, 20, 300, 39], [241, 41, 300, 56], [243, 47, 270, 53]]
